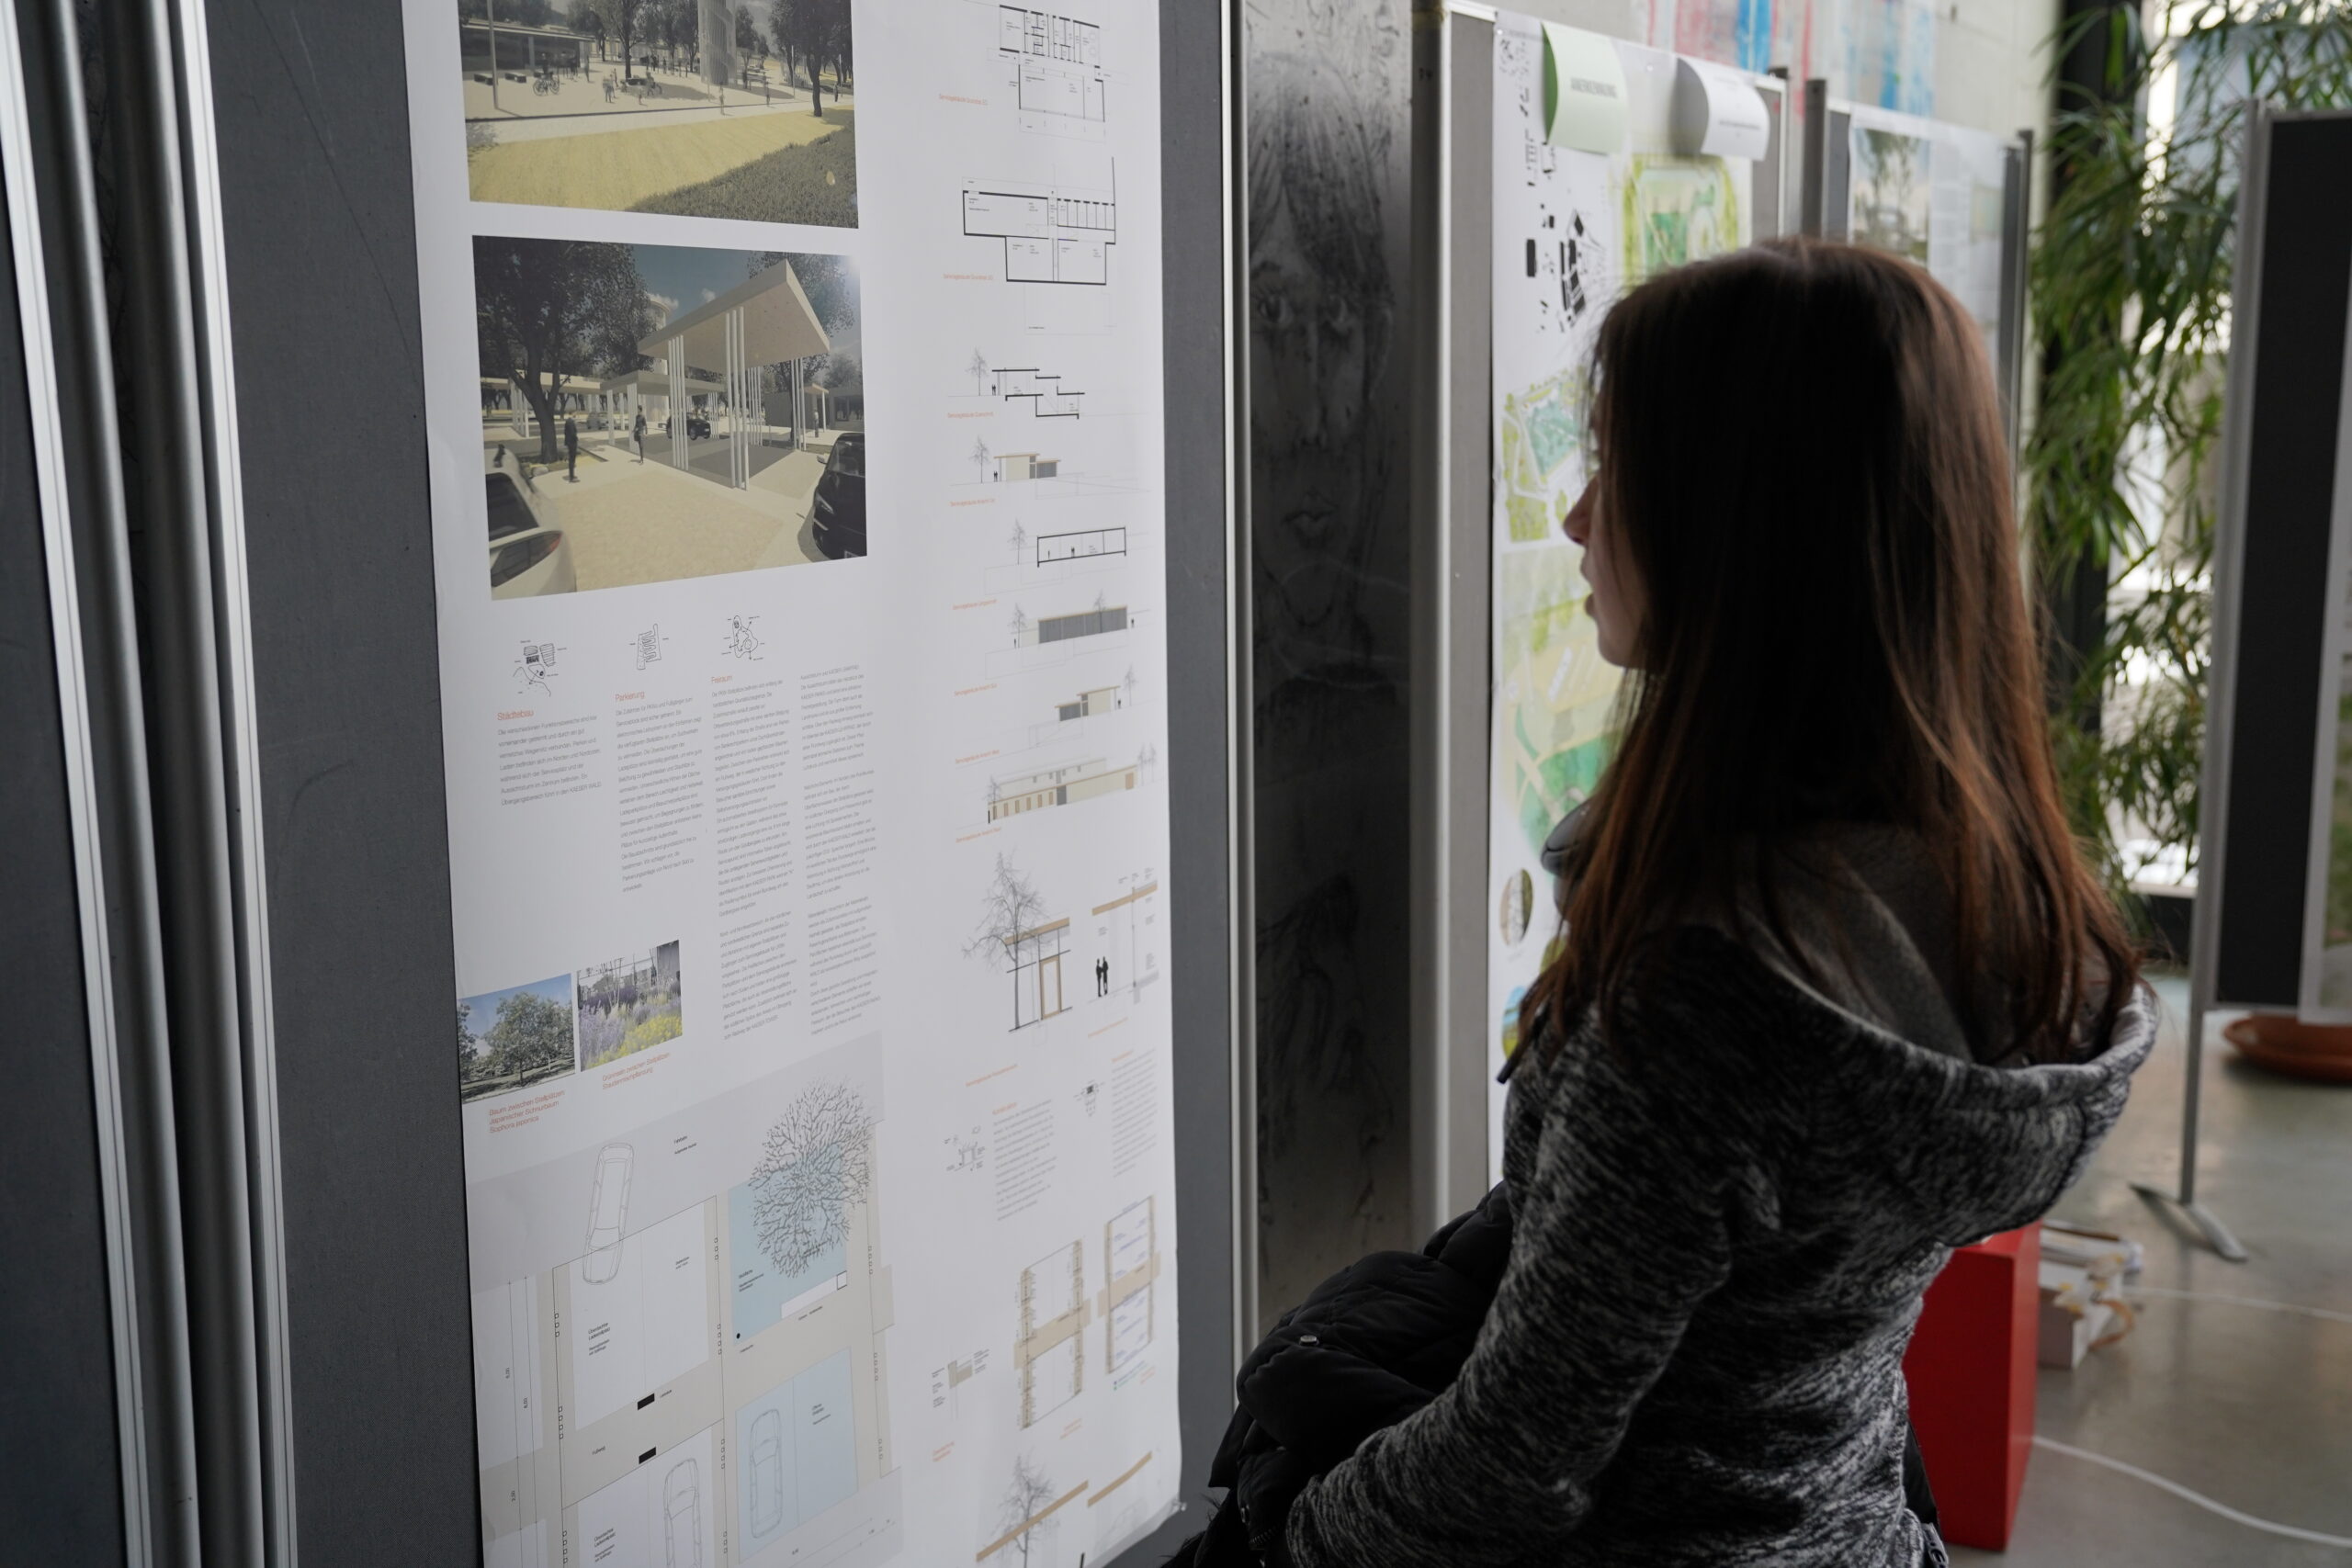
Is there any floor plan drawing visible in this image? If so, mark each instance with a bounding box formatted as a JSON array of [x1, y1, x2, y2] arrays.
[[962, 164, 1117, 286], [997, 6, 1108, 138], [1015, 1242, 1089, 1428]]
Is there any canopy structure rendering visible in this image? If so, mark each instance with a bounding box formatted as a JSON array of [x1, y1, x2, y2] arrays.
[[639, 259, 832, 489]]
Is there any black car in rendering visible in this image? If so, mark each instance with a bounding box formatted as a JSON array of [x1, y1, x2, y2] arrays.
[[810, 432, 866, 559]]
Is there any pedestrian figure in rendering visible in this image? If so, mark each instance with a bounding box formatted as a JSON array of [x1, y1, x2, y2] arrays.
[[564, 414, 579, 482], [633, 409, 646, 464], [1096, 957, 1109, 997], [1182, 240, 2154, 1568]]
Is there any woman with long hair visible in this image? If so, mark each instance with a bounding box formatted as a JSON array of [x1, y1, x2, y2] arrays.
[[1263, 239, 2154, 1566]]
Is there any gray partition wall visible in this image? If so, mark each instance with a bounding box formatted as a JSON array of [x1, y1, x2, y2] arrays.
[[12, 0, 1247, 1559]]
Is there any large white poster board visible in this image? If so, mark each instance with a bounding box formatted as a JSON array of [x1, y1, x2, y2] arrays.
[[1487, 17, 1757, 1169], [400, 3, 1182, 1562]]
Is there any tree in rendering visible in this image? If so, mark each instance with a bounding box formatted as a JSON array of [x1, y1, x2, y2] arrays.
[[589, 0, 646, 75], [995, 1455, 1057, 1567], [475, 237, 658, 462], [768, 0, 848, 111], [481, 987, 572, 1082], [457, 1001, 476, 1070]]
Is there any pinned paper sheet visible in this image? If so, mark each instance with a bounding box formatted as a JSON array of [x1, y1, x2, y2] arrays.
[[1670, 58, 1772, 162], [1542, 22, 1628, 153]]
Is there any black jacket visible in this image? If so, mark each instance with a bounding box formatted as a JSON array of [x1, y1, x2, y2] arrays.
[[1170, 1185, 1515, 1566]]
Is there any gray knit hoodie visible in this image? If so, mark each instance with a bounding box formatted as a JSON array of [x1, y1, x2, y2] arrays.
[[1283, 830, 2156, 1567]]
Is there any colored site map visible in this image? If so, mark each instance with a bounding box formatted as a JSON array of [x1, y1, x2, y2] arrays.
[[1498, 372, 1585, 543], [1495, 544, 1616, 859]]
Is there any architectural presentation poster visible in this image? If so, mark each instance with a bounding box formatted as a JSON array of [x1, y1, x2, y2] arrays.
[[401, 3, 1182, 1563], [1487, 16, 1754, 1168], [1844, 102, 2010, 364]]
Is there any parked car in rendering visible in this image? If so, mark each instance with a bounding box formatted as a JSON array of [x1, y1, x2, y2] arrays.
[[487, 470, 576, 597], [685, 411, 711, 441], [810, 432, 866, 559]]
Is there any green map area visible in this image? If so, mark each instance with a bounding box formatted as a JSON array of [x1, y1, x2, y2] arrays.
[[1495, 544, 1619, 856], [1498, 374, 1583, 544], [1623, 156, 1741, 283]]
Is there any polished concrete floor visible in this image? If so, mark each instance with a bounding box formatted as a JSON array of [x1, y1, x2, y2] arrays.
[[1949, 976, 2352, 1565]]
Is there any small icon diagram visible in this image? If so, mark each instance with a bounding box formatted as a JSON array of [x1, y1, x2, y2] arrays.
[[632, 624, 669, 671], [513, 640, 562, 695], [721, 615, 764, 662]]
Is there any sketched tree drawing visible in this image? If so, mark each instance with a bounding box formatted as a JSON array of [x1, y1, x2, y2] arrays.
[[966, 854, 1051, 1030], [995, 1454, 1058, 1567], [1009, 604, 1031, 646], [1122, 666, 1137, 707], [1008, 519, 1028, 559], [969, 347, 991, 395], [971, 434, 994, 477], [748, 1082, 873, 1276]]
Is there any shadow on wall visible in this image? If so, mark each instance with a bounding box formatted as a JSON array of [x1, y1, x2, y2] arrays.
[[1249, 26, 1416, 1329]]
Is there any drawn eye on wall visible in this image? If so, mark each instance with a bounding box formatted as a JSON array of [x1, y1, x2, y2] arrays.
[[582, 1142, 633, 1283]]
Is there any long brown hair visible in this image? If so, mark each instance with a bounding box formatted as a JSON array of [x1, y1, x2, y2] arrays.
[[1526, 238, 2136, 1066]]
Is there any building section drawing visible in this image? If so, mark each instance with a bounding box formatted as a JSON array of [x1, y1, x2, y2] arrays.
[[583, 1142, 635, 1283], [1101, 1199, 1159, 1376], [993, 6, 1108, 141], [991, 365, 1086, 418], [1015, 1242, 1089, 1428], [1090, 874, 1159, 998], [1036, 526, 1124, 563], [962, 164, 1118, 286], [966, 853, 1074, 1031]]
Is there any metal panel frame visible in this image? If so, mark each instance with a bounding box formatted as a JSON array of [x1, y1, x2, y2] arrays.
[[3, 0, 205, 1559]]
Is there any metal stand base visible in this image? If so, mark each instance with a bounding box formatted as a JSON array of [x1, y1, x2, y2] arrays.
[[2129, 1180, 2250, 1263]]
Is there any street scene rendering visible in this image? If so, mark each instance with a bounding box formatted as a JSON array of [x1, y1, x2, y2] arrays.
[[476, 235, 867, 594], [458, 0, 855, 224]]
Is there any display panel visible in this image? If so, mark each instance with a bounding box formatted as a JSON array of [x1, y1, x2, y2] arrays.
[[402, 2, 1183, 1562], [1485, 17, 1759, 1169], [1840, 102, 2014, 367]]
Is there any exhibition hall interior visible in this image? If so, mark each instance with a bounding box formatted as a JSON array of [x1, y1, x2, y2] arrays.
[[4, 0, 2347, 1564]]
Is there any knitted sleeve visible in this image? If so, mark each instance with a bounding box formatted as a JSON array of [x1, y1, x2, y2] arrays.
[[1283, 1028, 1739, 1567]]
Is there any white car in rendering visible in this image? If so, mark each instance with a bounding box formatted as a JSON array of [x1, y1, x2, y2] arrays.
[[487, 469, 576, 598]]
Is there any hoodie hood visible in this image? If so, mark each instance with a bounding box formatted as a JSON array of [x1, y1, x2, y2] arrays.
[[1544, 810, 2158, 1246]]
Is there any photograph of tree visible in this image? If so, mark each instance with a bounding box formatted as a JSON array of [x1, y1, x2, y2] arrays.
[[575, 941, 685, 1068], [1849, 127, 1932, 265], [458, 973, 578, 1101], [457, 0, 855, 224], [476, 236, 868, 596]]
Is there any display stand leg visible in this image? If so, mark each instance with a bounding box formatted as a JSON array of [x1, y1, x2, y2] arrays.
[[2128, 993, 2248, 1262]]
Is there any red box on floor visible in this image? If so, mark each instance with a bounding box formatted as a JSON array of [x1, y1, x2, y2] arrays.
[[1902, 1222, 2041, 1551]]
